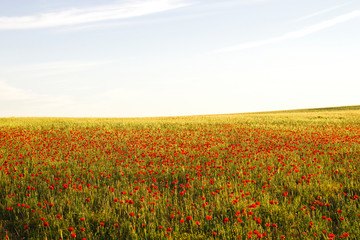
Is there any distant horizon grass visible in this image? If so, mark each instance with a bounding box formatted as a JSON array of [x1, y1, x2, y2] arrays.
[[1, 105, 359, 130]]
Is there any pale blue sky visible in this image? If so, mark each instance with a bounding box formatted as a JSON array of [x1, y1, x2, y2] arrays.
[[1, 0, 359, 117]]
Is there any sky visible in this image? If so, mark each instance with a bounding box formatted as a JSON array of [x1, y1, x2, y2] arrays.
[[0, 0, 359, 117]]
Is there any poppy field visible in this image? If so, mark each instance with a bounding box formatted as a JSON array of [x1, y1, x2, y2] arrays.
[[1, 106, 360, 240]]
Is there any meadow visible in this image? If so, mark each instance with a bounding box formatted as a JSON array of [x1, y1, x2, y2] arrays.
[[1, 106, 359, 240]]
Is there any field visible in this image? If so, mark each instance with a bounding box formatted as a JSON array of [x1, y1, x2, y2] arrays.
[[1, 106, 360, 240]]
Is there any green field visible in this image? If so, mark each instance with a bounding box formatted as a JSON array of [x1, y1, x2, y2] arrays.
[[1, 106, 359, 239]]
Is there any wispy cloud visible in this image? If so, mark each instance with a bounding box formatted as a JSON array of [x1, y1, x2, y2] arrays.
[[189, 0, 271, 11], [0, 61, 112, 77], [215, 10, 360, 53], [0, 80, 72, 107], [0, 81, 32, 101], [294, 4, 347, 22], [57, 12, 207, 32], [0, 0, 191, 30]]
